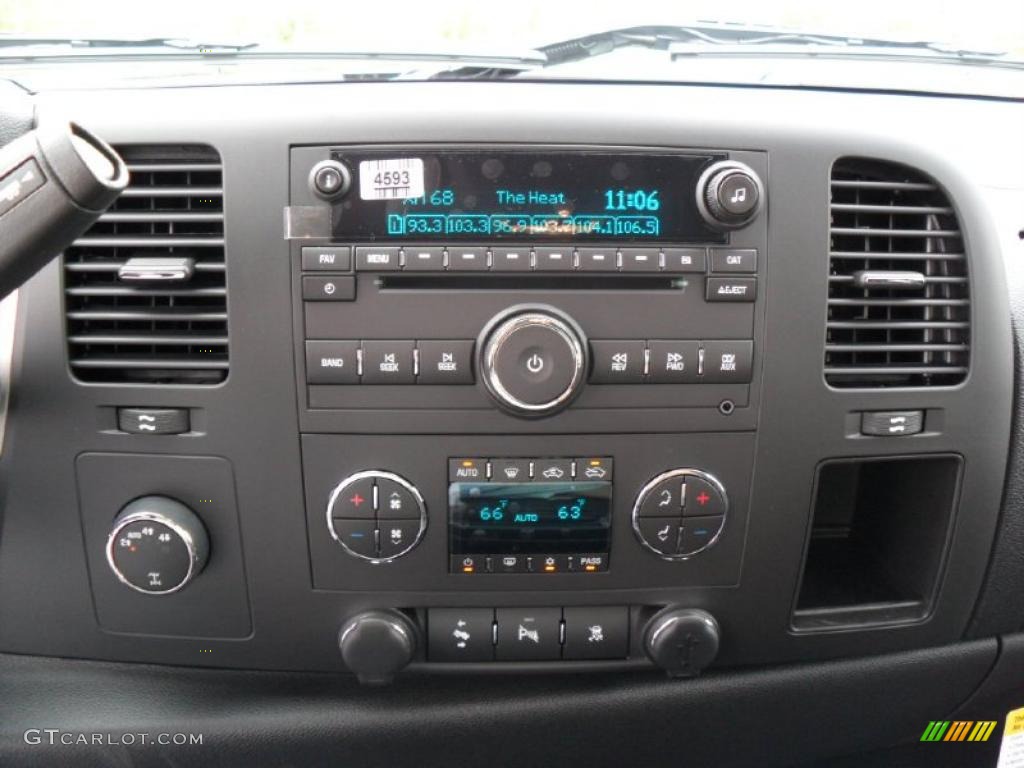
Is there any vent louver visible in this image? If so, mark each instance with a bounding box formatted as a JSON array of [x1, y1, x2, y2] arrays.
[[64, 145, 228, 384], [825, 158, 969, 388]]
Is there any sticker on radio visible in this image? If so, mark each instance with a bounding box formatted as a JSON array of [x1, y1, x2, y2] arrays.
[[359, 158, 425, 201]]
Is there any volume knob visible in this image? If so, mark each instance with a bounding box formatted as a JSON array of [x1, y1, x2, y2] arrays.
[[697, 161, 763, 230]]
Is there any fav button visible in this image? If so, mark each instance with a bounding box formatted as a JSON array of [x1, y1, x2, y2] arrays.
[[496, 608, 562, 661], [301, 246, 351, 272]]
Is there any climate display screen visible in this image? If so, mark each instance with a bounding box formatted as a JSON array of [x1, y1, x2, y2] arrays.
[[449, 481, 612, 555], [331, 149, 725, 242]]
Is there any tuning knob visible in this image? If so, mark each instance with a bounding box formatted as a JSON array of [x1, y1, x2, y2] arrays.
[[479, 307, 587, 418], [106, 496, 209, 595], [644, 607, 721, 678], [339, 611, 417, 685], [696, 161, 763, 230]]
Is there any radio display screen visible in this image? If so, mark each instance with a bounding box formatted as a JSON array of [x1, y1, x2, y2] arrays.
[[449, 481, 612, 555], [331, 149, 725, 243]]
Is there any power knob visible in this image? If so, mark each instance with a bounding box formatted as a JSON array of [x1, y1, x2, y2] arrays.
[[696, 161, 763, 230], [644, 607, 721, 678], [106, 496, 209, 595], [479, 307, 587, 418], [339, 610, 417, 685]]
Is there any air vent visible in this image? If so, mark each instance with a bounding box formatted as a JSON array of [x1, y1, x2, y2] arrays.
[[64, 145, 228, 384], [825, 158, 968, 388]]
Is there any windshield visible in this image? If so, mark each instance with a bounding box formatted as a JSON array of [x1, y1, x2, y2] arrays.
[[3, 0, 1021, 54]]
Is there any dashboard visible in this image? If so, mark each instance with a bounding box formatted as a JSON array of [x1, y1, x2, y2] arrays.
[[1, 77, 1023, 766]]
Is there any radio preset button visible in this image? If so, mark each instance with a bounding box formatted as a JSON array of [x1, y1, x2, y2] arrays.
[[355, 246, 400, 271], [701, 340, 753, 383], [428, 608, 495, 662], [361, 340, 415, 384], [590, 340, 646, 383], [402, 246, 445, 271], [305, 340, 360, 385], [620, 248, 661, 272], [302, 275, 355, 301], [706, 276, 757, 302], [491, 247, 532, 271], [710, 248, 757, 273], [648, 340, 699, 383], [417, 340, 474, 384], [534, 246, 574, 271], [663, 247, 707, 273], [496, 608, 561, 660], [577, 247, 618, 271], [447, 246, 488, 271]]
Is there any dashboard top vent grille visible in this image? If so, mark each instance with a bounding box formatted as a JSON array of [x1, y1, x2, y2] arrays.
[[64, 144, 227, 385], [825, 158, 968, 388]]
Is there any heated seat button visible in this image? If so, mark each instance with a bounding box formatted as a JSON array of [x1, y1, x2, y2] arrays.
[[648, 340, 699, 383], [590, 340, 646, 383], [496, 608, 562, 661], [417, 340, 474, 384], [361, 340, 415, 384], [563, 607, 629, 660], [305, 340, 359, 384], [330, 519, 377, 558], [683, 477, 726, 517], [701, 340, 753, 383], [429, 608, 495, 662]]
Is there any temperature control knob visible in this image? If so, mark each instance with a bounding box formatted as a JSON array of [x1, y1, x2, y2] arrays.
[[479, 307, 587, 418], [106, 496, 209, 595], [696, 161, 763, 230]]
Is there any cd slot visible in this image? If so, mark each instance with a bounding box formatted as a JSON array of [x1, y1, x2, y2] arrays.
[[379, 275, 683, 291]]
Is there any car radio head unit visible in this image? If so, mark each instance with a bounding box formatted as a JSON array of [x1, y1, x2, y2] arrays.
[[328, 149, 727, 243]]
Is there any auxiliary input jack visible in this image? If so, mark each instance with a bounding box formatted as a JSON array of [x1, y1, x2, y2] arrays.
[[718, 400, 735, 416]]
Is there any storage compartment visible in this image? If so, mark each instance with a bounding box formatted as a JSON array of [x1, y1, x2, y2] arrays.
[[793, 455, 962, 630]]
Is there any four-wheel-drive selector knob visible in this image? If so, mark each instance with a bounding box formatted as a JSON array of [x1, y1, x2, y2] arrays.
[[696, 161, 764, 230], [479, 307, 587, 418], [339, 610, 417, 685], [644, 607, 721, 678], [106, 496, 209, 595]]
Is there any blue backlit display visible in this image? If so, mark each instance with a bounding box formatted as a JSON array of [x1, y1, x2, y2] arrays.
[[449, 481, 612, 555], [331, 149, 725, 243]]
